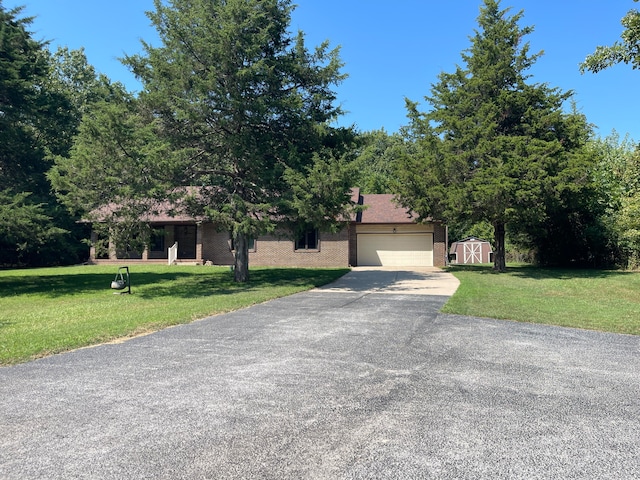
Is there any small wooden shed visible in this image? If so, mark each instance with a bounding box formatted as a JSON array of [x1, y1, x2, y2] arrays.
[[449, 237, 493, 264]]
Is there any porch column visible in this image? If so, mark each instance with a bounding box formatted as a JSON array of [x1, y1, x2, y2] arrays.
[[108, 238, 117, 261], [196, 222, 203, 263], [90, 230, 97, 262]]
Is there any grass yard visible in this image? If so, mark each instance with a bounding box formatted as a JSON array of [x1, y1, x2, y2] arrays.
[[444, 265, 640, 335], [0, 265, 349, 366], [3, 263, 638, 366]]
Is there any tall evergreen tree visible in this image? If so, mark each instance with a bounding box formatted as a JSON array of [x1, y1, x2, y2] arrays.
[[0, 4, 87, 266], [0, 4, 52, 198], [395, 0, 589, 271], [119, 0, 356, 282]]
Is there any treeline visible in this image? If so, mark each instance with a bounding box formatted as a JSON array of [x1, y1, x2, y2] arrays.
[[2, 1, 640, 271], [1, 5, 121, 266]]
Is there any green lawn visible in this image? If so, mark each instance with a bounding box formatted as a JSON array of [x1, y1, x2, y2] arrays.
[[0, 265, 349, 365], [3, 264, 638, 366], [443, 265, 640, 335]]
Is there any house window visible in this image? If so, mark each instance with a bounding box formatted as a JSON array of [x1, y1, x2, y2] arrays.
[[295, 228, 319, 251], [150, 227, 165, 252]]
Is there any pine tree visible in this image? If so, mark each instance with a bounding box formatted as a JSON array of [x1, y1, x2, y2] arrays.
[[121, 0, 355, 281], [395, 0, 588, 271], [0, 5, 51, 195], [0, 5, 83, 266]]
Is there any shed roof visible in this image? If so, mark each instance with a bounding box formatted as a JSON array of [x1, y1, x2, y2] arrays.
[[451, 236, 492, 245]]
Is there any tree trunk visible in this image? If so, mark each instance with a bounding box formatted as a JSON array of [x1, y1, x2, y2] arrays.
[[233, 232, 250, 282], [493, 221, 507, 272]]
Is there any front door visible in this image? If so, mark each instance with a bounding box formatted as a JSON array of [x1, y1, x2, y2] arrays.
[[175, 225, 197, 259]]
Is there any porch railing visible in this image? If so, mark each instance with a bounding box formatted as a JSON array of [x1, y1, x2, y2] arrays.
[[168, 242, 178, 265]]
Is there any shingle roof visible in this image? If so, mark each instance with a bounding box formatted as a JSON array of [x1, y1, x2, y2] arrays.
[[89, 188, 424, 225], [88, 199, 203, 224], [358, 194, 417, 224]]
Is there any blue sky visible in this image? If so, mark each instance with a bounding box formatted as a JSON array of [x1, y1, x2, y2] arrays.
[[6, 0, 640, 140]]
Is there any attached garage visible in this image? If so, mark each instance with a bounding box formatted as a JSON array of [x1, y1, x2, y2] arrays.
[[356, 224, 434, 267]]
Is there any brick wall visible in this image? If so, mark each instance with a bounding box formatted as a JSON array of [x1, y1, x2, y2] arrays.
[[252, 229, 349, 267], [201, 224, 234, 265], [201, 223, 350, 268], [433, 223, 447, 267], [92, 220, 446, 268], [348, 223, 357, 267]]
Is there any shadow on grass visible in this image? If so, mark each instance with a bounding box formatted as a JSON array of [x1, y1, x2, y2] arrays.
[[446, 264, 635, 280], [137, 268, 350, 299], [0, 268, 350, 299], [0, 272, 114, 298]]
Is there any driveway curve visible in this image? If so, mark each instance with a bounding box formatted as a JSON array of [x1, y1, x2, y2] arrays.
[[1, 268, 639, 479]]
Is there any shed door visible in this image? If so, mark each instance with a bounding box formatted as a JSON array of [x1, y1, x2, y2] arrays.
[[357, 234, 433, 266], [463, 242, 482, 263]]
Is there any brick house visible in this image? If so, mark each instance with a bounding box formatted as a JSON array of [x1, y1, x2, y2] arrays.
[[89, 188, 447, 267]]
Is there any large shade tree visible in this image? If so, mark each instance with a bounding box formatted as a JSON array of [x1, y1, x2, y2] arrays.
[[580, 1, 640, 269], [353, 129, 406, 194], [395, 0, 591, 271], [580, 0, 640, 73]]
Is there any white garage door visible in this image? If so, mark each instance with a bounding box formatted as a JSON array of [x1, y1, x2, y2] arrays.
[[357, 234, 433, 266]]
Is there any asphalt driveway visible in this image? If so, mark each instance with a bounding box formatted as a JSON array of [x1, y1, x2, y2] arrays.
[[1, 268, 639, 479]]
